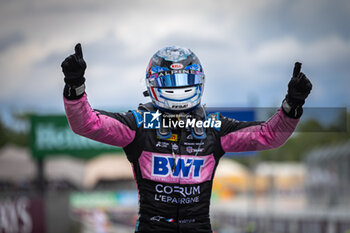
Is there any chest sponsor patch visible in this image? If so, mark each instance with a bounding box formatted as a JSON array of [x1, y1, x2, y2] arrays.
[[157, 133, 178, 142], [138, 151, 215, 184]]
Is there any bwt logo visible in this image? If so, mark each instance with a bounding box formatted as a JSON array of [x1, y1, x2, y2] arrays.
[[144, 110, 161, 129], [152, 155, 205, 178]]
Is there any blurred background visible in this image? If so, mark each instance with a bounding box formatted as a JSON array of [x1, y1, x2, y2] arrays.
[[0, 0, 349, 232]]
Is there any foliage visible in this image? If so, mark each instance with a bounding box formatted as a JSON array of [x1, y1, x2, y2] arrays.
[[0, 116, 29, 148], [258, 112, 350, 162]]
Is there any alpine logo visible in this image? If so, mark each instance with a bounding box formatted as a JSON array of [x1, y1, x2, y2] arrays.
[[152, 155, 204, 179], [170, 63, 184, 69]]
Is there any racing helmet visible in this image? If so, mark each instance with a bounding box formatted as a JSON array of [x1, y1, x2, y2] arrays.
[[145, 46, 205, 112]]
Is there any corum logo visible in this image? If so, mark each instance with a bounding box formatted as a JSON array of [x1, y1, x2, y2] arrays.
[[152, 155, 204, 179], [170, 63, 184, 69], [143, 110, 161, 129]]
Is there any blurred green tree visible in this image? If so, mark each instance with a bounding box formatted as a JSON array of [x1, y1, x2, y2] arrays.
[[258, 112, 350, 162], [0, 116, 28, 148]]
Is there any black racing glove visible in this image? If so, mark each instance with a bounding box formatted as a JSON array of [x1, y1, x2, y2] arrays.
[[61, 43, 87, 100], [282, 62, 312, 118]]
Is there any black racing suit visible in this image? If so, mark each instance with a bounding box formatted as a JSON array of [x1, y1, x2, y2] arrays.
[[64, 94, 299, 233]]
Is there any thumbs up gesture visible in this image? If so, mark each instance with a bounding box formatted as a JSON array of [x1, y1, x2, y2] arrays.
[[61, 43, 87, 99], [286, 62, 312, 107], [61, 43, 87, 83], [283, 62, 312, 118]]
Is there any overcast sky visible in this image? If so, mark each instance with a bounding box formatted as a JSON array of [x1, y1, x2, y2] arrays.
[[0, 0, 349, 126]]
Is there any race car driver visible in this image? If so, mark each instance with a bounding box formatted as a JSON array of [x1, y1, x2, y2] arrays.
[[61, 44, 312, 233]]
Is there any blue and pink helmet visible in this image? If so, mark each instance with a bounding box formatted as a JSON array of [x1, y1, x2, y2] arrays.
[[145, 46, 205, 112]]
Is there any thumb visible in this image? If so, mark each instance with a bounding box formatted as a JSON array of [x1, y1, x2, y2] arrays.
[[74, 43, 83, 59], [293, 62, 302, 77]]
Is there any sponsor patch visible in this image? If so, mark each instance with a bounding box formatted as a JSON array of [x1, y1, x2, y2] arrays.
[[183, 141, 204, 146], [170, 63, 184, 69], [156, 141, 170, 148], [150, 216, 176, 223], [171, 143, 179, 150], [138, 151, 215, 184], [186, 146, 204, 154], [157, 134, 178, 142]]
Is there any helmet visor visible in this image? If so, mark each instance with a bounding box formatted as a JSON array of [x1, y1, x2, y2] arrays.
[[148, 72, 204, 88]]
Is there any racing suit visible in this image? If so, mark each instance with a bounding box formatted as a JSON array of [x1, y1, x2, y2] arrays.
[[64, 94, 299, 233]]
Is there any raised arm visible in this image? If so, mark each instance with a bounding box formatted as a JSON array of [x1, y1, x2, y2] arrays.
[[220, 62, 312, 153], [220, 108, 299, 152], [61, 43, 136, 148]]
